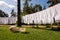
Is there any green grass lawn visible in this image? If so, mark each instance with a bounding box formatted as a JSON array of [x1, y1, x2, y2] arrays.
[[0, 25, 60, 40]]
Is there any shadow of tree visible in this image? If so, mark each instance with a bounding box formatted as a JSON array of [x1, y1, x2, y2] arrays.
[[10, 31, 19, 33], [46, 28, 60, 32], [21, 32, 30, 34]]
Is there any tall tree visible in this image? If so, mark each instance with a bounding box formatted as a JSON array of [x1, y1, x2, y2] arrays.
[[47, 0, 60, 7], [33, 4, 42, 12], [11, 9, 17, 17], [43, 5, 46, 10], [0, 10, 8, 17], [17, 0, 21, 26], [4, 13, 8, 17], [23, 0, 31, 15], [29, 3, 34, 13], [22, 0, 42, 15]]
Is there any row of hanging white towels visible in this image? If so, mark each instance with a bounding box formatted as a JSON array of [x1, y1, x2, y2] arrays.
[[0, 3, 60, 24], [22, 3, 60, 24], [0, 17, 17, 24]]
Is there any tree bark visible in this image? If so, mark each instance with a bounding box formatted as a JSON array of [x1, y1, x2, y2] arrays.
[[53, 17, 55, 24], [17, 0, 21, 26]]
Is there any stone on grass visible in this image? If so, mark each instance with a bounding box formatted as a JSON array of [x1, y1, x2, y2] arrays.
[[19, 28, 26, 33], [9, 26, 19, 33], [51, 26, 58, 30]]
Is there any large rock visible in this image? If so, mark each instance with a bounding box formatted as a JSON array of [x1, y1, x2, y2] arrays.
[[51, 26, 58, 30], [19, 28, 26, 33], [9, 26, 19, 33]]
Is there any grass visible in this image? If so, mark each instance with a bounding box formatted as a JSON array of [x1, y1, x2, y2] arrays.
[[0, 25, 60, 40]]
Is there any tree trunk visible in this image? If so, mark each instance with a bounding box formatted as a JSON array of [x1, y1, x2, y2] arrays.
[[53, 17, 55, 24], [17, 0, 21, 26]]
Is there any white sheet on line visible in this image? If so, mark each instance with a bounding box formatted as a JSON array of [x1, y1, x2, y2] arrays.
[[0, 3, 60, 24]]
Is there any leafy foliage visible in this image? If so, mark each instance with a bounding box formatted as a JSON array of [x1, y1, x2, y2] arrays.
[[47, 0, 60, 7], [23, 0, 31, 15], [33, 4, 42, 12], [22, 0, 42, 16], [0, 10, 8, 17], [43, 6, 46, 10], [11, 9, 17, 17]]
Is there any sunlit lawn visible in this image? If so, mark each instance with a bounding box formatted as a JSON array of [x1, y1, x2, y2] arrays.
[[0, 25, 60, 40]]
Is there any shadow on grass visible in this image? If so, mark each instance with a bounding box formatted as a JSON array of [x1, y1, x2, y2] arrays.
[[10, 30, 30, 34], [32, 27, 40, 29], [0, 30, 3, 32], [52, 29, 60, 31], [32, 26, 60, 32], [32, 24, 41, 29], [32, 24, 60, 32], [46, 28, 60, 32], [20, 32, 30, 34], [10, 31, 19, 33]]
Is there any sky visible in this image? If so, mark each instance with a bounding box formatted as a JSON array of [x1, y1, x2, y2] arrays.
[[0, 0, 48, 17]]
